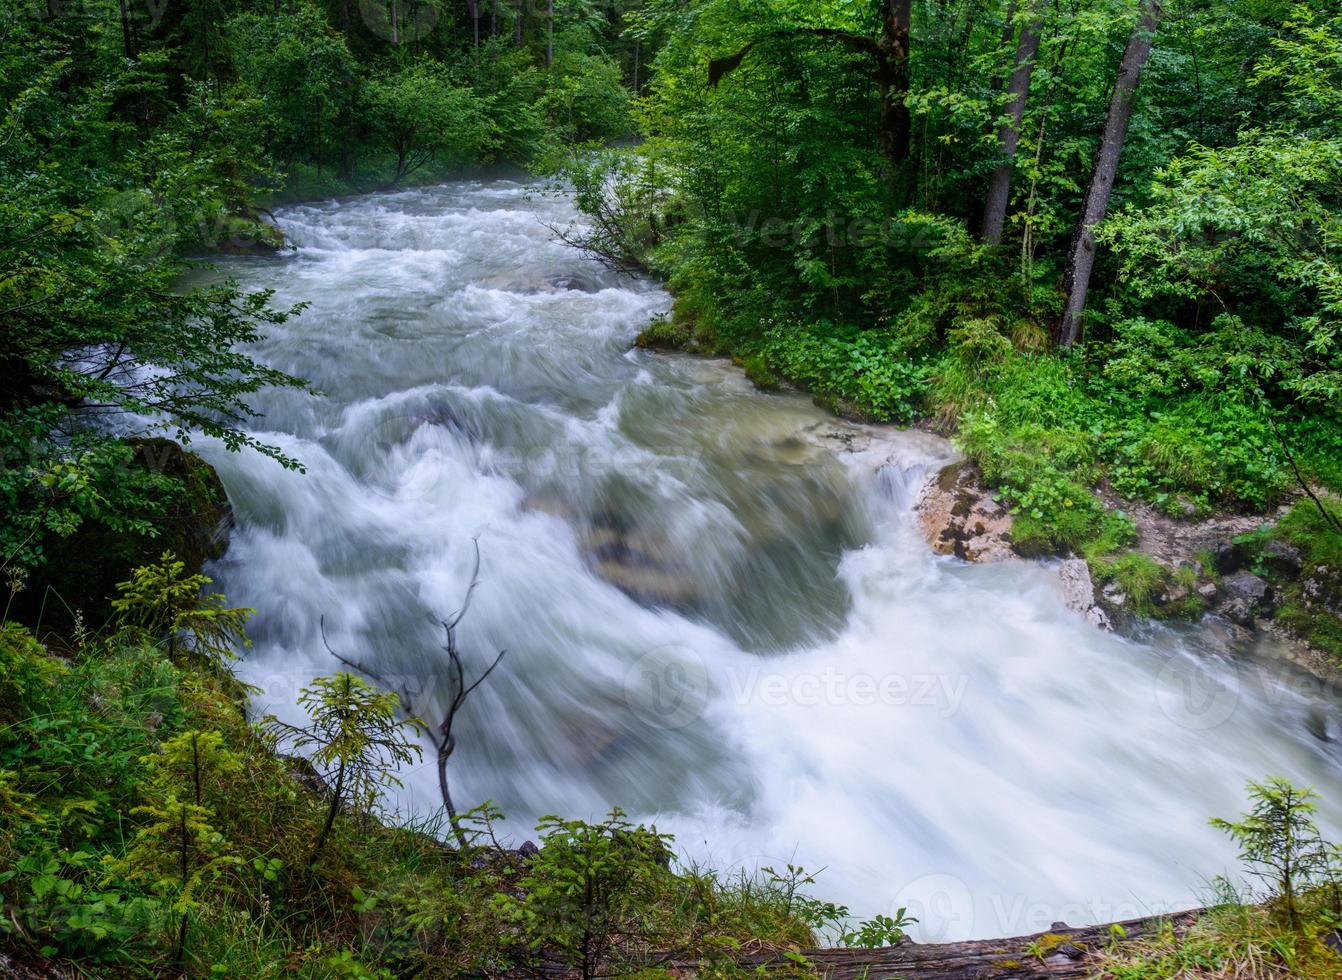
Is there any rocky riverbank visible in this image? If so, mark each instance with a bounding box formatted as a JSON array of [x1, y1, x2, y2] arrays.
[[914, 459, 1342, 682]]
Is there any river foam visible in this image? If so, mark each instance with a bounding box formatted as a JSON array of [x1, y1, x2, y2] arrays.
[[196, 180, 1342, 942]]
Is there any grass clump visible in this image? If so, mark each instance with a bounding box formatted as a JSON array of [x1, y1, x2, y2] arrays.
[[1098, 903, 1335, 980], [636, 316, 694, 351], [1090, 555, 1206, 620]]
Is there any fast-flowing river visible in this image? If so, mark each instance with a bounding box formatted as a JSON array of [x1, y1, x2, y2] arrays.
[[198, 180, 1342, 942]]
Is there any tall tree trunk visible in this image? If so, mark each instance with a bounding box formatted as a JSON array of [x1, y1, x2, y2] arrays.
[[390, 0, 399, 45], [1056, 0, 1161, 347], [491, 0, 497, 37], [633, 40, 640, 97], [876, 0, 913, 165], [470, 0, 480, 65], [515, 0, 522, 47], [980, 0, 1047, 245], [117, 0, 136, 58], [546, 0, 554, 67]]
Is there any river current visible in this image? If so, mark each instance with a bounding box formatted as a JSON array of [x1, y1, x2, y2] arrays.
[[196, 180, 1342, 941]]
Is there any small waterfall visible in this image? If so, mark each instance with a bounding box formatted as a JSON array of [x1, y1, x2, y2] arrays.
[[195, 180, 1342, 942]]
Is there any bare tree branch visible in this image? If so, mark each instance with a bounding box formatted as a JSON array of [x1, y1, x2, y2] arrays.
[[317, 538, 507, 849]]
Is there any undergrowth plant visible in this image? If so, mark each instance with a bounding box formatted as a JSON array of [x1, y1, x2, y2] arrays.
[[1211, 778, 1331, 930], [263, 673, 422, 865], [113, 551, 252, 664]]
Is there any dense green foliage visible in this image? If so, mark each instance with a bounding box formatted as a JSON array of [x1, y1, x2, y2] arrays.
[[5, 0, 1342, 973], [0, 0, 641, 584], [565, 0, 1342, 571], [0, 572, 846, 975]]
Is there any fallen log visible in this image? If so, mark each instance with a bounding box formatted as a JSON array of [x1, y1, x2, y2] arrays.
[[687, 908, 1203, 979]]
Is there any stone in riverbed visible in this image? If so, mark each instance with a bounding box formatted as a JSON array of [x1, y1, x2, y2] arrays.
[[1058, 559, 1112, 630], [915, 462, 1015, 563], [1210, 540, 1246, 575], [1260, 538, 1303, 579]]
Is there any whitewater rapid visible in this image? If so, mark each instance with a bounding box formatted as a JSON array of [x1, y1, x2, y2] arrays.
[[195, 180, 1342, 942]]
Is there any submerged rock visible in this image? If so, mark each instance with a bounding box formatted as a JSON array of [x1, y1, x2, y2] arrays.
[[521, 495, 706, 609], [915, 461, 1015, 563], [546, 274, 599, 293]]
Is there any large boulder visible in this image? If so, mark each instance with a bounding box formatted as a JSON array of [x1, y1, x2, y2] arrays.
[[915, 461, 1015, 563], [12, 439, 232, 639]]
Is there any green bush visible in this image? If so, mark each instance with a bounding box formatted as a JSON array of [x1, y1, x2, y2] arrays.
[[754, 324, 929, 423]]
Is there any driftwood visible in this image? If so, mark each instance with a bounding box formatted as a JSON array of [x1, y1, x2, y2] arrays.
[[712, 909, 1203, 980]]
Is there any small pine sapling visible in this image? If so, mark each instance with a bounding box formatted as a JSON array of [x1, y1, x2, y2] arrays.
[[1212, 777, 1331, 929], [263, 672, 422, 865]]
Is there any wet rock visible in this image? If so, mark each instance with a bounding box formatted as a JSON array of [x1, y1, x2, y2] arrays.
[[591, 560, 703, 608], [1221, 571, 1274, 625], [1300, 567, 1342, 616], [1058, 559, 1112, 630], [1196, 580, 1219, 601], [1101, 581, 1128, 609], [915, 462, 1015, 563], [1159, 581, 1192, 608], [286, 755, 333, 801], [546, 274, 599, 293], [1210, 540, 1246, 575], [1260, 538, 1303, 579], [521, 494, 706, 609]]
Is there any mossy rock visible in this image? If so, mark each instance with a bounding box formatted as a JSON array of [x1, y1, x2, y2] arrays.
[[1092, 552, 1209, 621], [635, 316, 692, 350], [737, 353, 781, 390], [208, 212, 288, 255], [13, 439, 232, 638]]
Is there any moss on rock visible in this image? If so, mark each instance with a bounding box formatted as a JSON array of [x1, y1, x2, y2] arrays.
[[13, 440, 231, 637]]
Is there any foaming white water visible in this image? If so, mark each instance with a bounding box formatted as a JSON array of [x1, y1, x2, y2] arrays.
[[197, 180, 1342, 942]]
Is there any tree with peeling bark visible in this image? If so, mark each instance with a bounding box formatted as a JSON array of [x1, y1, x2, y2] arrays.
[[1055, 0, 1163, 347]]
